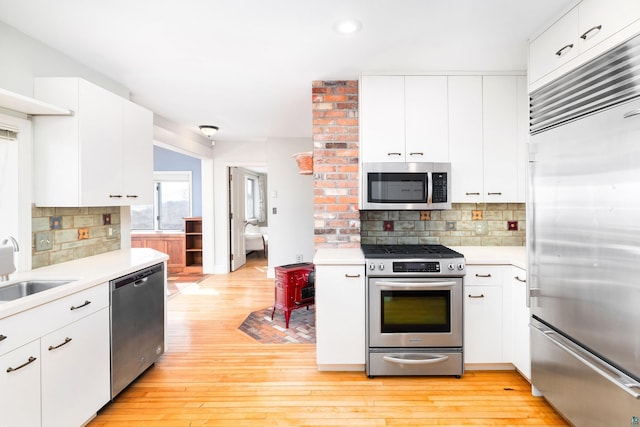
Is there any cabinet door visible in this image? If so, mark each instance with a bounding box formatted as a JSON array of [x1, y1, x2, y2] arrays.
[[360, 76, 405, 163], [483, 76, 518, 202], [41, 308, 110, 427], [78, 79, 124, 206], [579, 0, 640, 54], [315, 265, 365, 366], [405, 76, 449, 162], [516, 76, 528, 202], [528, 7, 580, 84], [511, 267, 531, 380], [464, 285, 503, 364], [0, 340, 41, 427], [123, 101, 153, 204], [448, 76, 483, 202]]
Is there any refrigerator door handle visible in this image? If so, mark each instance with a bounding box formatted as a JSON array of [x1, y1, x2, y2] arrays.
[[532, 324, 640, 399]]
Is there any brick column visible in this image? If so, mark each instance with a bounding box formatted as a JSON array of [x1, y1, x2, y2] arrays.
[[312, 80, 360, 248]]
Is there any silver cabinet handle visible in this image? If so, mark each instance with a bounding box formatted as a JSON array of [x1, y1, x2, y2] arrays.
[[623, 109, 640, 119], [465, 192, 480, 196], [345, 274, 361, 278], [383, 354, 449, 365], [475, 273, 491, 278], [386, 152, 402, 157], [468, 294, 485, 299], [70, 300, 91, 311], [514, 276, 526, 283], [580, 25, 602, 40], [48, 337, 72, 351], [6, 356, 37, 373], [0, 334, 6, 342], [555, 43, 574, 57]]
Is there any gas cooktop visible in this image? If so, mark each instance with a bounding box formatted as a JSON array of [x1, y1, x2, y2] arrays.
[[361, 244, 464, 259]]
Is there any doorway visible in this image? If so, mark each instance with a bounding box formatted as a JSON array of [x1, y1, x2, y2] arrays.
[[228, 166, 268, 272]]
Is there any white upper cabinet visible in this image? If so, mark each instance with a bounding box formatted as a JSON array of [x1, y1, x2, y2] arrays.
[[529, 0, 640, 90], [360, 75, 448, 163], [449, 75, 527, 203], [360, 75, 405, 163], [448, 76, 483, 202], [33, 77, 153, 207], [482, 76, 519, 202], [404, 76, 449, 162], [529, 7, 580, 86]]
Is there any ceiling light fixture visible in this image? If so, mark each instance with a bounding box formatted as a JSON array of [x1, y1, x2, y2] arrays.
[[199, 125, 219, 146], [333, 18, 362, 35]]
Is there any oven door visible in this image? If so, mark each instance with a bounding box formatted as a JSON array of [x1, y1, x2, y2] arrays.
[[368, 277, 462, 348]]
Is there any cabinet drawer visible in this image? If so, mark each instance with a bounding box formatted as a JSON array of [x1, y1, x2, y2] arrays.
[[464, 266, 503, 285], [42, 283, 109, 330], [0, 283, 108, 356]]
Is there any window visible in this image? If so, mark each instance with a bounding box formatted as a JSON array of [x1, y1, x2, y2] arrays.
[[245, 176, 256, 220], [131, 171, 192, 231]]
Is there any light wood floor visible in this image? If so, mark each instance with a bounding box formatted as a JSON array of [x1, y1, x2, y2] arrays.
[[89, 257, 570, 427]]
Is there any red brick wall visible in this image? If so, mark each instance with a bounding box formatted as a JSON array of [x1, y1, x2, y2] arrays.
[[312, 80, 361, 248]]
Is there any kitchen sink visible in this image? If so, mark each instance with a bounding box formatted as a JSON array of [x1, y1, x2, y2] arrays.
[[0, 280, 73, 302]]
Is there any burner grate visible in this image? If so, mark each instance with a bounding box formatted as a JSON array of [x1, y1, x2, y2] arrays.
[[361, 244, 463, 259]]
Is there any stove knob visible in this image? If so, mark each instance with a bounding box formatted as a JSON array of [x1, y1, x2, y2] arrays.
[[448, 263, 455, 271], [457, 263, 465, 271], [378, 264, 385, 271], [368, 263, 376, 271]]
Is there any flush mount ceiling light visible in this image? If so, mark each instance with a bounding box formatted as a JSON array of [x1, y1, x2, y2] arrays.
[[333, 18, 362, 34], [199, 125, 218, 137], [199, 125, 219, 146]]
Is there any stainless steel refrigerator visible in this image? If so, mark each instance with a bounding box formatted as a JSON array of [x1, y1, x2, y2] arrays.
[[528, 34, 640, 426]]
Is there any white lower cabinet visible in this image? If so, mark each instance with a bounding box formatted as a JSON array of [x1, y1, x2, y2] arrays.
[[0, 339, 41, 427], [0, 283, 110, 427], [41, 308, 110, 427], [464, 284, 503, 364], [463, 263, 531, 380], [510, 266, 531, 380], [315, 264, 365, 369]]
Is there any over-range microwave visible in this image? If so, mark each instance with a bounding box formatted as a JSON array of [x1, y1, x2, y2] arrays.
[[361, 162, 451, 210]]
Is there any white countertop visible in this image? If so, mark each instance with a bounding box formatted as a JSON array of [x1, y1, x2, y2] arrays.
[[313, 247, 365, 265], [450, 246, 527, 269], [313, 246, 526, 269], [0, 248, 168, 319]]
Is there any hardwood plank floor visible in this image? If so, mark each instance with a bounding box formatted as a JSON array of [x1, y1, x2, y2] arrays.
[[89, 257, 570, 427]]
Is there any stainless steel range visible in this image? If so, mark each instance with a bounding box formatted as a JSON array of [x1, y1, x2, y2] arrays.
[[362, 244, 466, 378]]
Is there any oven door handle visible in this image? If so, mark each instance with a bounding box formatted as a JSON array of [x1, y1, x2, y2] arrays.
[[374, 281, 457, 289], [383, 354, 449, 365]]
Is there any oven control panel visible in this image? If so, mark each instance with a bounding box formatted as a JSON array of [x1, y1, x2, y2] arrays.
[[366, 259, 466, 277]]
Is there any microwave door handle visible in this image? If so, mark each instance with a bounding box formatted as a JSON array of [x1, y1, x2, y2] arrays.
[[374, 281, 457, 289], [427, 172, 433, 204]]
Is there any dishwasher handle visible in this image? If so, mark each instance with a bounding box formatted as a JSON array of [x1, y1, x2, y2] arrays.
[[111, 263, 164, 290]]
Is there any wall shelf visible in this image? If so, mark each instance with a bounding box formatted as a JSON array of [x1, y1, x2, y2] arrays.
[[0, 87, 72, 116], [184, 217, 203, 273]]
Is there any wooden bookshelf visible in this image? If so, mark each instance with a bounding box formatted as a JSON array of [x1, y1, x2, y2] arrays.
[[184, 217, 203, 273]]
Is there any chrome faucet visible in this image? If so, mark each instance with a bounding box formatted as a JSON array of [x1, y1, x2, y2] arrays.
[[0, 236, 19, 282]]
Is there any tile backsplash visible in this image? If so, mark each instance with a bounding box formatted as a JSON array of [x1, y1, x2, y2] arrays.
[[32, 205, 121, 268], [360, 203, 525, 246]]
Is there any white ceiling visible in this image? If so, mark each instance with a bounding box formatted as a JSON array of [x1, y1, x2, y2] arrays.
[[0, 0, 572, 143]]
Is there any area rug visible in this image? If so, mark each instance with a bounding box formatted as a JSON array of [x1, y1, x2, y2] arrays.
[[239, 306, 316, 344]]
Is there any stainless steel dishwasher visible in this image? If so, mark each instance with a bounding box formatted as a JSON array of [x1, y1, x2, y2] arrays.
[[110, 262, 165, 398]]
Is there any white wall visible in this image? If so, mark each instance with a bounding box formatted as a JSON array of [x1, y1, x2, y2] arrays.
[[266, 138, 315, 274], [0, 22, 128, 99]]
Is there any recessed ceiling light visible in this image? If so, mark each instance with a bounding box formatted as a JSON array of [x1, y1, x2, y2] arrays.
[[333, 19, 362, 34]]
